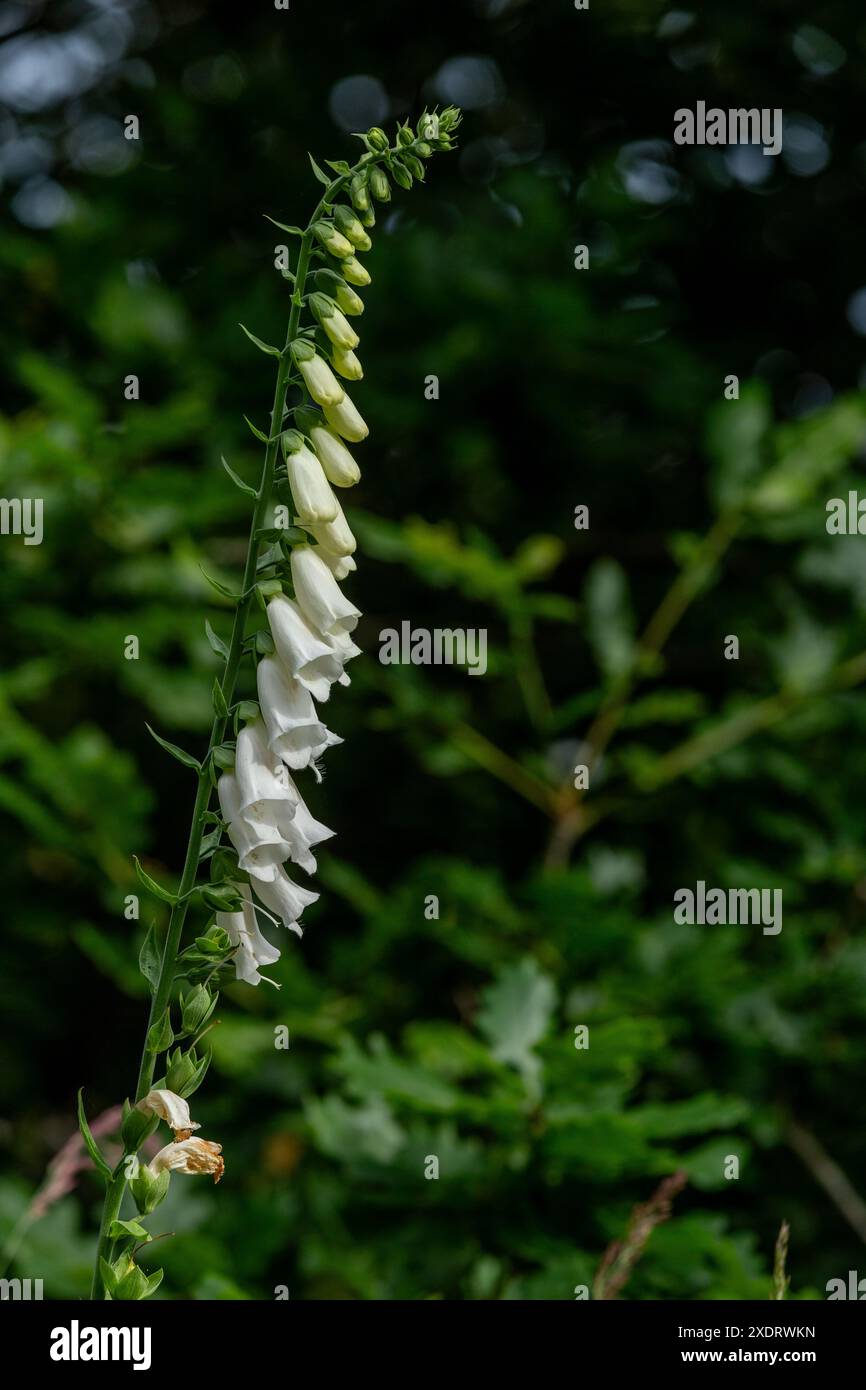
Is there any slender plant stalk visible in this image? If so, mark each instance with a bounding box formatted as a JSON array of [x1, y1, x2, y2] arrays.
[[87, 113, 460, 1301]]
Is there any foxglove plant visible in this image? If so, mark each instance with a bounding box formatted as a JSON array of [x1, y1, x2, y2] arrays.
[[82, 107, 461, 1300]]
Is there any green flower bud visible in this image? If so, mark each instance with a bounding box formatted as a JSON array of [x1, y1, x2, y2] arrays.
[[309, 292, 359, 348], [130, 1162, 171, 1215], [331, 345, 363, 381], [416, 141, 433, 158], [357, 205, 376, 228], [440, 106, 462, 132], [369, 166, 391, 202], [197, 883, 245, 914], [333, 203, 372, 251], [391, 161, 412, 190], [397, 123, 414, 146], [120, 1100, 157, 1154], [366, 126, 389, 152], [341, 257, 371, 287], [165, 1046, 197, 1095], [181, 984, 216, 1035], [403, 154, 425, 180], [311, 220, 353, 258], [145, 1010, 174, 1055], [349, 172, 370, 212], [333, 281, 364, 316], [108, 1253, 164, 1301]]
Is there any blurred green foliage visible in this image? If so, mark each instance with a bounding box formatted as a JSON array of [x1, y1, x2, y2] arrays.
[[2, 0, 866, 1299]]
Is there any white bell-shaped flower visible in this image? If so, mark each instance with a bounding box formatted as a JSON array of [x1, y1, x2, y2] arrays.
[[302, 495, 356, 556], [251, 865, 320, 933], [234, 719, 299, 828], [267, 594, 348, 702], [285, 443, 338, 524], [257, 655, 342, 770], [309, 424, 360, 488], [291, 545, 360, 638], [217, 771, 291, 881], [323, 392, 369, 442], [217, 884, 284, 986]]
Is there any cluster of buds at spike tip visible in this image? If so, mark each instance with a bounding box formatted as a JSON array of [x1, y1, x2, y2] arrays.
[[204, 111, 460, 1001]]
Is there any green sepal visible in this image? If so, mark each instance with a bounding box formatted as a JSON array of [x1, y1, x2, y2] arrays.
[[144, 724, 202, 772], [133, 855, 179, 907], [145, 1010, 174, 1054], [120, 1102, 157, 1153], [196, 883, 245, 914], [212, 680, 229, 718], [76, 1089, 113, 1184], [212, 743, 236, 770], [108, 1217, 151, 1244], [255, 629, 276, 655], [221, 455, 258, 498], [236, 699, 260, 722], [239, 322, 282, 357]]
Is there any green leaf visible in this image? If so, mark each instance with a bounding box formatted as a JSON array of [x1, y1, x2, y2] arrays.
[[144, 723, 202, 772], [212, 679, 229, 718], [133, 855, 179, 907], [221, 455, 258, 498], [477, 959, 556, 1098], [138, 920, 163, 990], [243, 414, 269, 443], [76, 1089, 113, 1183], [308, 153, 331, 186], [198, 566, 240, 602], [109, 1217, 151, 1243], [263, 214, 303, 236], [238, 323, 282, 357], [204, 619, 229, 660]]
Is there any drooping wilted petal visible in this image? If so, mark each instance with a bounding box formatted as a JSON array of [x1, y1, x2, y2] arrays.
[[136, 1088, 200, 1134], [149, 1137, 224, 1184]]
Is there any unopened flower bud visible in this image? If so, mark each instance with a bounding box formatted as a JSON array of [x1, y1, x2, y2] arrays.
[[165, 1047, 198, 1095], [357, 205, 376, 228], [397, 123, 414, 146], [309, 424, 361, 488], [341, 257, 371, 288], [291, 342, 345, 406], [309, 293, 359, 349], [416, 140, 433, 158], [331, 345, 363, 381], [391, 161, 412, 190], [403, 153, 425, 180], [333, 203, 372, 252], [130, 1161, 171, 1215], [311, 220, 353, 259], [366, 126, 389, 152], [180, 985, 215, 1036], [349, 173, 370, 211], [323, 392, 369, 443], [369, 166, 390, 202]]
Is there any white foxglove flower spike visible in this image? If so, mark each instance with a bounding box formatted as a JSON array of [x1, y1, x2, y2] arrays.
[[291, 544, 360, 638]]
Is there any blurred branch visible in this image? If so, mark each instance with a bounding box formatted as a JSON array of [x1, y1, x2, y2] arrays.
[[786, 1119, 866, 1247], [593, 1170, 688, 1300]]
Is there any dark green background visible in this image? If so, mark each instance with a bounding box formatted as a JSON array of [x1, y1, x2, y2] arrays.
[[2, 0, 866, 1299]]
